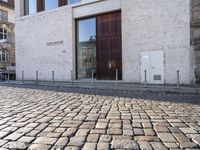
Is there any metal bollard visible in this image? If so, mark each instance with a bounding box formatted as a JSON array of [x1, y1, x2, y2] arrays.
[[116, 69, 118, 86], [92, 70, 94, 85], [22, 71, 24, 83], [71, 70, 73, 85], [8, 71, 10, 83], [163, 79, 166, 95], [36, 71, 38, 85], [52, 71, 55, 84], [144, 70, 147, 86], [177, 70, 180, 88]]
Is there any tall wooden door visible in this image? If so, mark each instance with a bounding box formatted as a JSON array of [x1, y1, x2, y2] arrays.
[[96, 11, 122, 80]]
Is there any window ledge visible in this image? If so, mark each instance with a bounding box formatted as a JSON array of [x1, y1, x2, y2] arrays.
[[0, 40, 7, 43]]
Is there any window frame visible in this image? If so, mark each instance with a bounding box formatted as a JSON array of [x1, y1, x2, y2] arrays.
[[76, 17, 97, 79], [24, 0, 81, 16], [0, 9, 8, 22], [0, 28, 8, 42], [24, 0, 37, 15], [0, 49, 9, 62]]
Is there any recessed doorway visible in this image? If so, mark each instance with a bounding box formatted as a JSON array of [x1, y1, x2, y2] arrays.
[[76, 11, 122, 80]]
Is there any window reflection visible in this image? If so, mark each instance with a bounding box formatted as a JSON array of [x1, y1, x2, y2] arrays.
[[24, 0, 37, 15], [68, 0, 81, 4], [77, 18, 96, 79], [24, 0, 82, 15], [45, 0, 58, 10]]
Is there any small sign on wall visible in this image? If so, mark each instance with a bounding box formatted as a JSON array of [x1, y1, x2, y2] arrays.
[[47, 41, 63, 46]]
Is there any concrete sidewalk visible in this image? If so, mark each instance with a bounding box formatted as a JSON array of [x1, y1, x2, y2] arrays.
[[1, 80, 200, 95]]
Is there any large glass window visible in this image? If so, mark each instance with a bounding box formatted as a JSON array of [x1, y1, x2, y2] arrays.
[[24, 0, 37, 15], [45, 0, 58, 10], [77, 18, 96, 79], [77, 18, 96, 78], [68, 0, 81, 4], [24, 0, 82, 15], [0, 28, 7, 42]]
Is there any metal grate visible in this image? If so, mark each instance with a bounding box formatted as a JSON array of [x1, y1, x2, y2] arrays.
[[154, 75, 161, 80]]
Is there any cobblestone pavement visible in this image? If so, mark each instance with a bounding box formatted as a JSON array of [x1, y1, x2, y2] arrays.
[[0, 85, 199, 150]]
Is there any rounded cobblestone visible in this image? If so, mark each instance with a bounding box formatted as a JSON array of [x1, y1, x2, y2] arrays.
[[0, 85, 199, 149]]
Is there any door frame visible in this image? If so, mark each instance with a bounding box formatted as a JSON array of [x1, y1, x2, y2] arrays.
[[75, 11, 122, 80], [75, 16, 96, 79]]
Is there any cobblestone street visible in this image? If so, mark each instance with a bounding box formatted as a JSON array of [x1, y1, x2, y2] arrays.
[[0, 85, 199, 150]]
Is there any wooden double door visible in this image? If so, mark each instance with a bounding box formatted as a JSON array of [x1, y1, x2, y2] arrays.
[[96, 11, 122, 80]]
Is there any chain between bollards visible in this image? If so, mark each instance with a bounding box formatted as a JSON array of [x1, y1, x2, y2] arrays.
[[116, 69, 118, 86], [22, 71, 24, 83]]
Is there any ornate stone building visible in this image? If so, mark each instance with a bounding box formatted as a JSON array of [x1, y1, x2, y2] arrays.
[[0, 0, 15, 71], [192, 0, 200, 84]]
